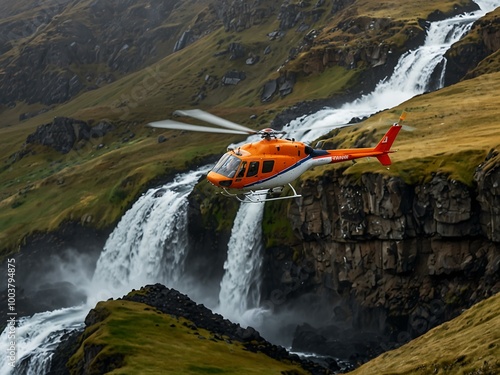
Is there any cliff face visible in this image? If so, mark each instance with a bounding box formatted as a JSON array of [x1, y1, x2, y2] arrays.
[[264, 152, 500, 357]]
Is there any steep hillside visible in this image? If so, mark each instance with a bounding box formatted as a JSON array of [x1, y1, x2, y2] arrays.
[[347, 291, 500, 374], [0, 0, 212, 107], [0, 0, 495, 256], [63, 284, 334, 375]]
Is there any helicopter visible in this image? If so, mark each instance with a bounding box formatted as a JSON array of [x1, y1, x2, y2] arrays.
[[149, 109, 406, 203]]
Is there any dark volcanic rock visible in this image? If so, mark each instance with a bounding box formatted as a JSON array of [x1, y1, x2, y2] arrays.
[[261, 72, 296, 102], [123, 284, 264, 343], [173, 30, 195, 52], [269, 158, 500, 367], [221, 70, 246, 85], [26, 117, 90, 154], [261, 79, 278, 102], [15, 117, 114, 158]]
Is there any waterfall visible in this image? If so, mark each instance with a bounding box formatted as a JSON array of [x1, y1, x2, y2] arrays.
[[0, 166, 211, 375], [217, 201, 265, 324], [289, 1, 497, 142], [89, 165, 212, 302], [0, 306, 88, 375]]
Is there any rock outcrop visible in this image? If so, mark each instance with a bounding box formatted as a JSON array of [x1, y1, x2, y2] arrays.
[[264, 159, 500, 361], [12, 117, 114, 159]]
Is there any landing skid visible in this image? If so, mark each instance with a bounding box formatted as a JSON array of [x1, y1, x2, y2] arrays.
[[221, 183, 301, 203]]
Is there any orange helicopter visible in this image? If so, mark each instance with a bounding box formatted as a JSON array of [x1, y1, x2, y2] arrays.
[[149, 110, 406, 203]]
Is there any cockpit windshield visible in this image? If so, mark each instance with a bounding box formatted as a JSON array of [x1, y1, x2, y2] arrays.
[[212, 154, 241, 178]]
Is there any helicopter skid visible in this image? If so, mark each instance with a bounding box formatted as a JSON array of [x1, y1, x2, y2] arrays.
[[221, 183, 301, 203]]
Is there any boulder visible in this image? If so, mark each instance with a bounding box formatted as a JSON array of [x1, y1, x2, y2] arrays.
[[26, 117, 91, 154], [221, 70, 246, 85], [22, 117, 114, 156]]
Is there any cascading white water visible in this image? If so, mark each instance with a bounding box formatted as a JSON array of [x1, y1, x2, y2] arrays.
[[0, 306, 88, 375], [89, 165, 212, 303], [290, 1, 498, 142], [217, 201, 265, 324], [0, 166, 211, 375]]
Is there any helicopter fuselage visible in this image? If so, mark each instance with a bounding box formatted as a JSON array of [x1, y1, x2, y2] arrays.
[[207, 138, 330, 191], [206, 122, 402, 192]]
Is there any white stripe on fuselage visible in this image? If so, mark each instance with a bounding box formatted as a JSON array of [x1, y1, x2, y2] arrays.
[[243, 155, 332, 191]]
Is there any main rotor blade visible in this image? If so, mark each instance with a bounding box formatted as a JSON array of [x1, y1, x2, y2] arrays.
[[288, 122, 353, 132], [293, 111, 410, 133], [148, 119, 253, 135], [174, 109, 255, 133]]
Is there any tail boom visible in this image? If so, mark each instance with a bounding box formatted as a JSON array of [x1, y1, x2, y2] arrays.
[[322, 121, 403, 166]]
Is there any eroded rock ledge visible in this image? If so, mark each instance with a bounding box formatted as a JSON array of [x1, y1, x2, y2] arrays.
[[265, 153, 500, 361]]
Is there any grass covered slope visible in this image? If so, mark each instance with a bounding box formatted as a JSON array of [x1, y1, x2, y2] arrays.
[[67, 286, 319, 375], [68, 300, 308, 374], [66, 288, 500, 375], [348, 292, 500, 375], [301, 70, 500, 187]]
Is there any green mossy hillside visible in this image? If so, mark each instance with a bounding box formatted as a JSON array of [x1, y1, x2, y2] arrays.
[[348, 292, 500, 375], [67, 299, 310, 375]]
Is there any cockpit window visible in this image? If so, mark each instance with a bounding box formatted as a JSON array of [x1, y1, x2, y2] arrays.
[[212, 154, 242, 178]]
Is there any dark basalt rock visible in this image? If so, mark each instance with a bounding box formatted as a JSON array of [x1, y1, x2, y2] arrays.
[[12, 117, 114, 159], [26, 117, 90, 154], [173, 30, 195, 52], [266, 156, 500, 368], [221, 70, 246, 85], [122, 284, 263, 343]]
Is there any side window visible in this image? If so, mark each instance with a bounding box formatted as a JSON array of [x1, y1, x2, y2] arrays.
[[246, 161, 259, 177], [262, 160, 274, 173], [236, 161, 247, 178]]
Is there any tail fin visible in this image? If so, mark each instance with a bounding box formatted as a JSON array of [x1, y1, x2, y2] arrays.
[[374, 111, 406, 153], [376, 153, 392, 166]]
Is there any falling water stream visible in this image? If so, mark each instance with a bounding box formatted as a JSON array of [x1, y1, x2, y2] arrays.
[[0, 166, 212, 375], [288, 0, 499, 142], [217, 201, 265, 323], [1, 1, 499, 373]]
